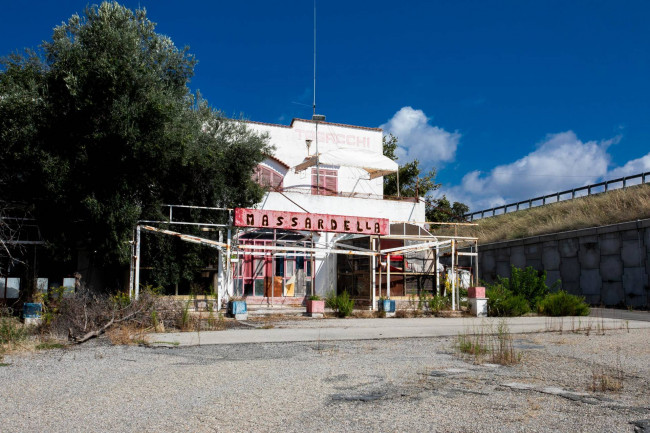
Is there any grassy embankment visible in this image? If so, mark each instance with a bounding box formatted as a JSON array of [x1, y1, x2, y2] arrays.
[[430, 183, 650, 244]]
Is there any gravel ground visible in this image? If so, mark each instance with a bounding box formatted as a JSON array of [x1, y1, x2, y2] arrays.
[[1, 328, 649, 432]]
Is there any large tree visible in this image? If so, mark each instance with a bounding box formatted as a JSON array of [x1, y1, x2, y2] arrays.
[[382, 134, 468, 222], [0, 2, 268, 287]]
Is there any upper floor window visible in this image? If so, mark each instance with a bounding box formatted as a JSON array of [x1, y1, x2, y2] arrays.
[[311, 168, 338, 196], [254, 164, 284, 189]]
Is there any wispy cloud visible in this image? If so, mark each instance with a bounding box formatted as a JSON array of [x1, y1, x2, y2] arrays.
[[380, 107, 460, 165], [607, 152, 650, 179]]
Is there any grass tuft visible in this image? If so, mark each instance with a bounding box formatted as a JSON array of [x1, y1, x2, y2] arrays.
[[432, 183, 650, 243], [456, 320, 522, 365]]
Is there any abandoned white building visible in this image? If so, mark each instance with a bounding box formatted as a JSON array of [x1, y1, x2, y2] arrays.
[[203, 116, 479, 309]]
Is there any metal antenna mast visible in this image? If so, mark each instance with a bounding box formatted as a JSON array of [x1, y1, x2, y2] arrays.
[[313, 0, 316, 117]]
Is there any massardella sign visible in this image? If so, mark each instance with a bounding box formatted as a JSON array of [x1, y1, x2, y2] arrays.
[[234, 208, 389, 235]]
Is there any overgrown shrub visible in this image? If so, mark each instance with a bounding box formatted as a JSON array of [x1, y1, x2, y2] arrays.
[[486, 284, 530, 317], [0, 314, 27, 361], [486, 265, 560, 316], [326, 291, 354, 318], [0, 316, 26, 347], [538, 291, 590, 316], [499, 265, 555, 307]]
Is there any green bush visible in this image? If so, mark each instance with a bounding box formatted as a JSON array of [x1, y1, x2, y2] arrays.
[[498, 265, 556, 308], [428, 295, 450, 314], [326, 291, 354, 317], [538, 291, 590, 316], [486, 284, 531, 317], [486, 265, 561, 316]]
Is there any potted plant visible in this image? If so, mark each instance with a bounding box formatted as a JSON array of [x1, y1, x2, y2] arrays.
[[227, 297, 248, 320], [378, 296, 396, 314], [306, 294, 325, 318]]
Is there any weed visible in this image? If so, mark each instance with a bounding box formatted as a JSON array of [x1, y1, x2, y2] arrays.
[[106, 324, 143, 345], [326, 291, 354, 318], [428, 294, 451, 315], [35, 342, 65, 350], [151, 341, 180, 346], [351, 310, 374, 318], [589, 347, 624, 393], [0, 316, 27, 361], [456, 320, 521, 365], [538, 291, 590, 316], [408, 294, 418, 309], [417, 293, 429, 312], [395, 309, 409, 318], [457, 333, 488, 360], [590, 370, 623, 392], [0, 316, 26, 346], [180, 299, 192, 331], [491, 320, 522, 365]]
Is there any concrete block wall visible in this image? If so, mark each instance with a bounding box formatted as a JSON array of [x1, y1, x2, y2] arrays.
[[478, 219, 650, 308]]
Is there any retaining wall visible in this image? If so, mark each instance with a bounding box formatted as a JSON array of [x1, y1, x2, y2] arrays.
[[478, 219, 650, 308]]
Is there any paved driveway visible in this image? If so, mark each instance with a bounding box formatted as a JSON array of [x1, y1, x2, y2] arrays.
[[146, 315, 650, 346]]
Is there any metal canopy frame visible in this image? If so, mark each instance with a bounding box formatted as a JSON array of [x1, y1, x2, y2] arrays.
[[130, 206, 478, 312]]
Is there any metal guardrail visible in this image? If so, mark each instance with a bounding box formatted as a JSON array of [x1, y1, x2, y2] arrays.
[[464, 171, 650, 221]]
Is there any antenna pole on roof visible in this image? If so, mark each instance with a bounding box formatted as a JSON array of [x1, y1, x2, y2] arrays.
[[313, 0, 316, 117], [313, 0, 320, 194]]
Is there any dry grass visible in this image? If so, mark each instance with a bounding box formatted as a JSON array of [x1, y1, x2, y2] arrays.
[[589, 370, 623, 392], [432, 183, 650, 243], [106, 324, 146, 345], [351, 310, 376, 319], [456, 320, 522, 365]]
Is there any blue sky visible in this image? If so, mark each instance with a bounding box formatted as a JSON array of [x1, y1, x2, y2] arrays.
[[1, 0, 649, 211]]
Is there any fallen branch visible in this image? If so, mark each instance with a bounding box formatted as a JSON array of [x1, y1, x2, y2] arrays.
[[69, 309, 142, 344]]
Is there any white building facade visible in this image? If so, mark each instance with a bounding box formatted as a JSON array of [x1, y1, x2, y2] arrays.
[[230, 118, 426, 304]]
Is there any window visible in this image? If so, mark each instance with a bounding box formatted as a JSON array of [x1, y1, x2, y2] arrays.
[[234, 239, 313, 297], [254, 164, 284, 189], [311, 168, 338, 196]]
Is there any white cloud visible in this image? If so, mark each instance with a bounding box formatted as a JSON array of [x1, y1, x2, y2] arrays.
[[438, 131, 623, 211], [607, 152, 650, 179], [380, 107, 460, 165]]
